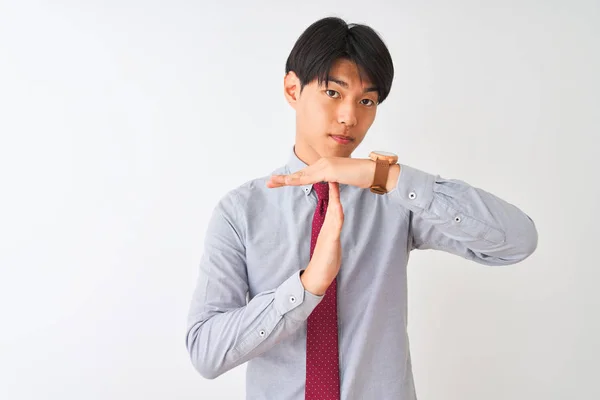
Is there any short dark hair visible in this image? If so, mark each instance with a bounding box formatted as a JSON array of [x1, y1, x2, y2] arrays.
[[285, 17, 394, 104]]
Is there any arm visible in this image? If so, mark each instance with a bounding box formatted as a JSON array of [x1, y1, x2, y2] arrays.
[[267, 157, 537, 265], [186, 192, 323, 379], [388, 164, 538, 265]]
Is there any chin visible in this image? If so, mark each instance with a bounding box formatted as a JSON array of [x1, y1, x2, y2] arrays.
[[324, 141, 355, 157]]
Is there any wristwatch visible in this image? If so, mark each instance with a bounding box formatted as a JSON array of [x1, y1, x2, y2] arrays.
[[369, 151, 399, 194]]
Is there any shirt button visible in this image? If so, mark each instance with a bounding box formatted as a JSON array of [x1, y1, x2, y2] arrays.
[[289, 295, 296, 303], [259, 329, 266, 337], [408, 192, 417, 200]]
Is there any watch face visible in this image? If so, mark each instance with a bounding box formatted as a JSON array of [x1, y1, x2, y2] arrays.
[[369, 150, 398, 165], [373, 151, 396, 157]]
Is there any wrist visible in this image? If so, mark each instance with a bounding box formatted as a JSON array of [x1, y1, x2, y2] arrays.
[[300, 268, 331, 296], [386, 163, 401, 191], [367, 159, 401, 192]]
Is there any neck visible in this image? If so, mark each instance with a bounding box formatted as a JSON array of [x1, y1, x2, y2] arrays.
[[293, 140, 322, 166]]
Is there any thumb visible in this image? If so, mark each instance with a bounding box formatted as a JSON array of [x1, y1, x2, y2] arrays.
[[325, 182, 343, 218], [323, 182, 343, 233], [328, 182, 340, 204]]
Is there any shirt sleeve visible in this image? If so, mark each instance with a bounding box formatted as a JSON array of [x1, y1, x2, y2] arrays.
[[185, 192, 324, 380], [389, 164, 538, 265]]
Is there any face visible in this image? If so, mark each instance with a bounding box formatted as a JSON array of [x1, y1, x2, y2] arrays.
[[284, 58, 379, 164]]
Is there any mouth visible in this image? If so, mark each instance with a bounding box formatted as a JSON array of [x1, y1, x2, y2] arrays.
[[329, 134, 354, 145]]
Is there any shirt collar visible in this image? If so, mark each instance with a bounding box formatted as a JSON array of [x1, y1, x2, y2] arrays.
[[285, 146, 348, 196]]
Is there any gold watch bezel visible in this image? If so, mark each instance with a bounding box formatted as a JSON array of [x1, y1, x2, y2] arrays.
[[369, 151, 398, 165]]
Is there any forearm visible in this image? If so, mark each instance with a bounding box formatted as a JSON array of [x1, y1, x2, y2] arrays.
[[300, 268, 331, 296], [389, 164, 538, 265], [186, 270, 323, 379]]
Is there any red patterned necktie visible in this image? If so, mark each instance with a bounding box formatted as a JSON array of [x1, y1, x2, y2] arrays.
[[305, 181, 341, 399]]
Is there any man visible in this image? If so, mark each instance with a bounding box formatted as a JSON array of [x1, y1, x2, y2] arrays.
[[186, 16, 538, 399]]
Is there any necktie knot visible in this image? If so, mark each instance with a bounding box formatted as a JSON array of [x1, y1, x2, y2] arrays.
[[313, 182, 329, 202]]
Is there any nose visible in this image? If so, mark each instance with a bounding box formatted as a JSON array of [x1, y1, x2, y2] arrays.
[[337, 102, 357, 127]]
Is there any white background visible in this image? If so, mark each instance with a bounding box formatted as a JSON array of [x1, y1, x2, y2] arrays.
[[1, 1, 598, 399]]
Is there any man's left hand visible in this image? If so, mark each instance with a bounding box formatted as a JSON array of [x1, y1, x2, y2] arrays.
[[266, 157, 380, 189]]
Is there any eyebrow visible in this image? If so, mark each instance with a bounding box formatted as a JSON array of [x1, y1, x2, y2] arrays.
[[327, 76, 378, 94]]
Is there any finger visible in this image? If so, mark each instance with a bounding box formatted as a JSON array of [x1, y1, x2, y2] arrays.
[[267, 172, 318, 188], [324, 183, 344, 231], [266, 175, 286, 188], [328, 182, 341, 203], [285, 171, 310, 186], [286, 162, 327, 186], [268, 160, 327, 188]]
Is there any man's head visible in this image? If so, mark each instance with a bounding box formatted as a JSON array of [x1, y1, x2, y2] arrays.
[[284, 17, 394, 163]]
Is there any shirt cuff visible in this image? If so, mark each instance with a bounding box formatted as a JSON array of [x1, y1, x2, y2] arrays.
[[274, 270, 324, 322], [389, 164, 436, 213]]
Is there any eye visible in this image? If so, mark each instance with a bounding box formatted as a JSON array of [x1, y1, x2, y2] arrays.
[[361, 99, 376, 107], [325, 89, 340, 99]]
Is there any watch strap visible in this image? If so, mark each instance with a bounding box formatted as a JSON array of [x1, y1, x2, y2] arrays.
[[370, 159, 390, 194]]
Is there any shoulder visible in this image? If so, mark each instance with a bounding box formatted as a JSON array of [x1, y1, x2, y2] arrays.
[[216, 164, 287, 217]]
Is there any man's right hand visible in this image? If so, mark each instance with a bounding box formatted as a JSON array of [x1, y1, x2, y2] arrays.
[[300, 182, 344, 296]]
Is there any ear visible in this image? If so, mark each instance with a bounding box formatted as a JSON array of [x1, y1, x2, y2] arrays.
[[284, 71, 300, 109]]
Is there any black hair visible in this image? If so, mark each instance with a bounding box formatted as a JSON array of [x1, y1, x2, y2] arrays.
[[285, 17, 394, 104]]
